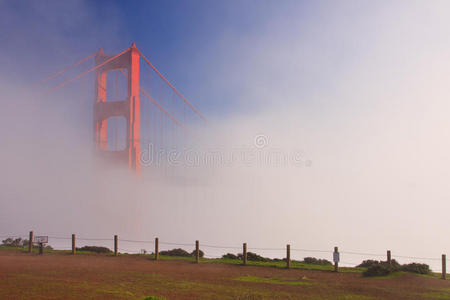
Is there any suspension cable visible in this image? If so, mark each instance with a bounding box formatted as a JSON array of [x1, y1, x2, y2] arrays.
[[45, 48, 130, 94], [34, 52, 97, 86], [118, 70, 188, 132], [141, 89, 188, 132], [136, 49, 206, 122]]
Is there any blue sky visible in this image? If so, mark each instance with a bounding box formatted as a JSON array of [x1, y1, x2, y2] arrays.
[[0, 0, 395, 118], [111, 0, 315, 116], [0, 0, 318, 116]]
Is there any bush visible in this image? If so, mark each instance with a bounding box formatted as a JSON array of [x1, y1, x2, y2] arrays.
[[357, 259, 400, 269], [222, 253, 238, 259], [190, 249, 204, 258], [76, 246, 111, 253], [223, 252, 271, 262], [2, 237, 54, 250], [303, 257, 332, 265], [363, 263, 396, 277], [391, 259, 401, 269], [237, 252, 271, 262], [1, 237, 28, 248], [248, 252, 271, 262], [363, 260, 430, 277], [401, 263, 430, 274], [272, 258, 284, 262], [357, 259, 380, 268], [159, 248, 191, 257]]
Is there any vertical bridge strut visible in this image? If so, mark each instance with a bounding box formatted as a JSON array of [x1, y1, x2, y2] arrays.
[[94, 43, 140, 173]]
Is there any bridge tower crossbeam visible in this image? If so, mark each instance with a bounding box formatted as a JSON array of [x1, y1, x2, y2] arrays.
[[93, 43, 141, 173]]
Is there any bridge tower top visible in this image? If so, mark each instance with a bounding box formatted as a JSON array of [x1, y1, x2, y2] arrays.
[[93, 42, 141, 173]]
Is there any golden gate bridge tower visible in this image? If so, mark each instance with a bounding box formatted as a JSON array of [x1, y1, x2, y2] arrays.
[[94, 43, 141, 173], [38, 42, 206, 174]]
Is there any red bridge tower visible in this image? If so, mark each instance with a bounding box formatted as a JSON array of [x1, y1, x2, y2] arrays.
[[93, 43, 141, 173]]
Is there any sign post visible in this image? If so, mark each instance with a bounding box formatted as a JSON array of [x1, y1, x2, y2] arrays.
[[28, 231, 33, 253], [243, 243, 247, 265], [286, 244, 291, 269], [333, 247, 340, 272], [33, 236, 48, 255], [443, 254, 447, 280]]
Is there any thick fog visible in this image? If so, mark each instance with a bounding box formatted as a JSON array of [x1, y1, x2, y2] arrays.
[[1, 1, 450, 268]]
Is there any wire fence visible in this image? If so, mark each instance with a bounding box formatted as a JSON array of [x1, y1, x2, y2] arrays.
[[0, 233, 447, 273]]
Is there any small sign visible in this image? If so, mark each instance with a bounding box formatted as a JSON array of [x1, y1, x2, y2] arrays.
[[333, 252, 340, 263], [33, 236, 48, 244]]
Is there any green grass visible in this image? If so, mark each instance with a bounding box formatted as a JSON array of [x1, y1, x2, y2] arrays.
[[202, 257, 364, 273], [366, 271, 406, 279], [335, 296, 374, 300], [0, 245, 121, 256], [0, 246, 365, 274], [421, 288, 450, 299], [235, 275, 310, 286], [0, 245, 29, 251], [1, 270, 298, 300], [417, 272, 449, 280]]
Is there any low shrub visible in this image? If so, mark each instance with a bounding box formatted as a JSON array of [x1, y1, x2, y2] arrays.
[[223, 252, 271, 262], [357, 259, 400, 269], [363, 260, 430, 277], [190, 249, 204, 258], [248, 252, 271, 262], [363, 263, 396, 277], [391, 259, 401, 269], [222, 253, 238, 259], [401, 263, 430, 274], [272, 258, 285, 262], [76, 246, 111, 253], [237, 252, 271, 262], [362, 260, 402, 277], [158, 248, 205, 258], [1, 237, 28, 248], [159, 248, 190, 257], [357, 259, 380, 268], [303, 257, 332, 265]]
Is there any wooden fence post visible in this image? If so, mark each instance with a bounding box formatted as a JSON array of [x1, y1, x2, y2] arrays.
[[387, 250, 391, 265], [114, 235, 118, 256], [286, 244, 291, 269], [72, 234, 76, 255], [442, 254, 447, 280], [195, 240, 200, 264], [243, 243, 247, 265], [28, 231, 33, 253], [334, 246, 339, 272], [155, 237, 159, 261]]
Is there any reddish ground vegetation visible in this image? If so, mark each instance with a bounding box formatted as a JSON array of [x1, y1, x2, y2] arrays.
[[0, 249, 449, 299]]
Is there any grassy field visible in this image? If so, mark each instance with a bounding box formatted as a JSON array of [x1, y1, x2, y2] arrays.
[[0, 245, 363, 272], [1, 246, 450, 299]]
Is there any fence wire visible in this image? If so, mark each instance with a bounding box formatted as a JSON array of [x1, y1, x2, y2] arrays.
[[119, 239, 154, 244], [2, 233, 449, 270]]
